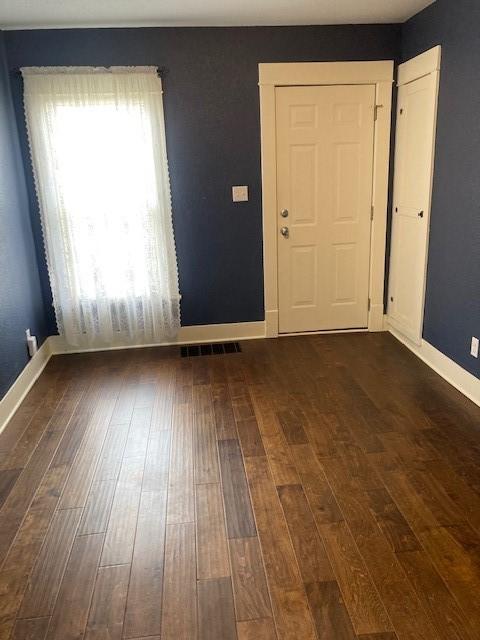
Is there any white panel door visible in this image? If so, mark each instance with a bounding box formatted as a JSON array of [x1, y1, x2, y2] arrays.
[[388, 68, 439, 344], [276, 84, 375, 333]]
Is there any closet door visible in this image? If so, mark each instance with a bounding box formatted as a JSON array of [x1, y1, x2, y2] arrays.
[[388, 47, 441, 344]]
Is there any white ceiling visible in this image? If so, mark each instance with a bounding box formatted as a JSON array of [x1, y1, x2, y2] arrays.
[[0, 0, 435, 30]]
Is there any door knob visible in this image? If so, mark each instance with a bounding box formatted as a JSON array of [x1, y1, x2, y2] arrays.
[[280, 209, 289, 218], [280, 226, 289, 238], [418, 210, 424, 218]]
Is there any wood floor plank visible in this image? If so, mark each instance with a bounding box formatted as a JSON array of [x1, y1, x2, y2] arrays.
[[167, 404, 194, 524], [19, 507, 82, 618], [142, 429, 171, 493], [277, 484, 334, 583], [100, 453, 144, 567], [44, 532, 104, 640], [0, 382, 87, 565], [192, 357, 210, 386], [237, 617, 277, 640], [78, 479, 117, 536], [48, 375, 105, 470], [0, 569, 30, 640], [122, 405, 153, 462], [377, 470, 439, 534], [243, 457, 302, 591], [305, 580, 356, 640], [123, 489, 167, 639], [0, 469, 21, 510], [397, 548, 476, 640], [268, 585, 317, 640], [150, 363, 175, 433], [415, 525, 480, 632], [84, 564, 130, 640], [290, 444, 343, 526], [198, 577, 237, 640], [218, 439, 256, 539], [58, 382, 122, 509], [407, 467, 468, 528], [212, 383, 237, 440], [322, 471, 438, 640], [229, 381, 256, 423], [0, 362, 63, 457], [196, 483, 230, 580], [425, 458, 480, 533], [236, 417, 266, 458], [11, 617, 49, 640], [91, 419, 130, 483], [356, 634, 398, 640], [229, 537, 272, 621], [77, 412, 132, 537], [364, 488, 420, 553], [135, 381, 157, 409], [174, 360, 193, 405], [193, 385, 220, 484], [0, 465, 75, 638], [320, 521, 392, 636], [262, 430, 300, 487], [249, 383, 300, 486], [277, 410, 308, 445], [0, 373, 74, 472], [302, 412, 342, 458], [161, 523, 197, 640], [109, 380, 138, 426], [320, 443, 382, 493]]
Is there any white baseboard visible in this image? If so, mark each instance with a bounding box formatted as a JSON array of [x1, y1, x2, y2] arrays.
[[0, 338, 53, 435], [389, 324, 480, 408], [48, 321, 266, 355]]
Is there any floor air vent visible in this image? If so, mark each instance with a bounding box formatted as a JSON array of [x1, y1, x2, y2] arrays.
[[180, 342, 241, 358]]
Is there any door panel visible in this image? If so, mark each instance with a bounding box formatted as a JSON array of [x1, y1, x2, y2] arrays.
[[388, 71, 439, 344], [276, 85, 375, 333], [290, 245, 318, 308]]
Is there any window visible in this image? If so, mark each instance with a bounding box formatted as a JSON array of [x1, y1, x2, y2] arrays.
[[22, 66, 180, 347]]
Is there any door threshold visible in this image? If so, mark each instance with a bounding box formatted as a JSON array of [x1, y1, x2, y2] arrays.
[[279, 327, 368, 337]]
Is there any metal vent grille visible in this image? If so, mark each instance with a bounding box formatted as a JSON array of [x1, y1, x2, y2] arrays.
[[180, 342, 241, 358]]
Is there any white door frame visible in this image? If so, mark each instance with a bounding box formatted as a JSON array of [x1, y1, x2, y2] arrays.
[[259, 61, 394, 337]]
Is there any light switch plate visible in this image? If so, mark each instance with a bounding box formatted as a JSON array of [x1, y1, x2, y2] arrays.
[[232, 185, 249, 202]]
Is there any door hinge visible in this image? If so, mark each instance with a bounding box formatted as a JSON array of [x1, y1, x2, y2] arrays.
[[368, 298, 371, 312], [374, 104, 384, 121], [370, 205, 374, 220]]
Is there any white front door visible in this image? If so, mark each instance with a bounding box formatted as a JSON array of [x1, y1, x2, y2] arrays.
[[275, 84, 375, 333], [388, 52, 440, 344]]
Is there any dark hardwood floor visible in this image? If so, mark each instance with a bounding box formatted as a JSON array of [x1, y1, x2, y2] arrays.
[[1, 332, 480, 639]]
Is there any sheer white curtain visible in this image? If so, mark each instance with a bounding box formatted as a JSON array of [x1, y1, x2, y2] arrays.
[[22, 66, 180, 348]]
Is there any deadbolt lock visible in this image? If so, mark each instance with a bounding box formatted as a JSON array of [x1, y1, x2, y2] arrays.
[[280, 209, 289, 218]]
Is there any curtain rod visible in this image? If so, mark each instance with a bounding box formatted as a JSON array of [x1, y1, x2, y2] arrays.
[[14, 66, 166, 77]]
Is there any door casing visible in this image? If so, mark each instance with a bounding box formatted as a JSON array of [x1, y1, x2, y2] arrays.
[[259, 61, 394, 337]]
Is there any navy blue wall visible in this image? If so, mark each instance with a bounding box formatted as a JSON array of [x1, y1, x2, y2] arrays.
[[0, 31, 48, 398], [4, 25, 400, 332], [402, 0, 480, 378]]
